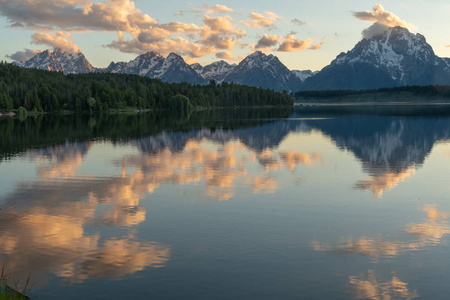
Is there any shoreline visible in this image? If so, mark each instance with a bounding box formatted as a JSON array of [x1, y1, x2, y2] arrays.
[[0, 105, 293, 118], [295, 101, 450, 106], [295, 90, 450, 105]]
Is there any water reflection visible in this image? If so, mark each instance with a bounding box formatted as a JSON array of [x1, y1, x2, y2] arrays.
[[0, 205, 169, 286], [114, 140, 321, 201], [2, 108, 450, 298], [0, 142, 170, 287], [0, 136, 322, 285], [349, 270, 418, 300], [120, 112, 450, 199], [4, 110, 450, 203], [312, 205, 450, 258], [28, 141, 92, 180], [296, 116, 450, 199], [115, 140, 251, 201], [354, 167, 417, 199]]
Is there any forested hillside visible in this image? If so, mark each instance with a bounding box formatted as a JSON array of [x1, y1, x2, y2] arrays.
[[0, 62, 293, 113]]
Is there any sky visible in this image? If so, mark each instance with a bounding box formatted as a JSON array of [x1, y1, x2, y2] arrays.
[[1, 0, 450, 71]]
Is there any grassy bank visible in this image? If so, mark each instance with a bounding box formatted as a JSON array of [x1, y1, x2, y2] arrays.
[[0, 270, 30, 300]]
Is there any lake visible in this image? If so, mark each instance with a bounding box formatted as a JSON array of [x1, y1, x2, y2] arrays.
[[1, 105, 450, 299]]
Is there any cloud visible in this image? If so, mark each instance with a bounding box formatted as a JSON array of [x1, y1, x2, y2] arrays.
[[292, 18, 306, 26], [0, 0, 158, 33], [83, 0, 158, 36], [0, 0, 316, 62], [277, 35, 322, 52], [137, 27, 171, 43], [187, 4, 234, 17], [0, 0, 249, 59], [354, 4, 416, 31], [159, 22, 202, 34], [200, 31, 236, 50], [254, 34, 282, 50], [361, 22, 390, 39], [32, 31, 81, 53], [206, 36, 235, 50], [198, 16, 246, 51], [6, 48, 41, 62], [203, 15, 235, 33], [242, 11, 279, 28], [107, 37, 216, 58], [206, 4, 234, 14], [215, 51, 243, 62], [216, 51, 234, 59]]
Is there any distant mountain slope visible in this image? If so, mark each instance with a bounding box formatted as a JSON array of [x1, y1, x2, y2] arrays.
[[147, 53, 206, 85], [16, 48, 95, 74], [223, 51, 303, 92], [302, 26, 450, 90], [102, 51, 164, 76], [101, 52, 206, 85], [191, 60, 236, 83], [292, 70, 317, 82]]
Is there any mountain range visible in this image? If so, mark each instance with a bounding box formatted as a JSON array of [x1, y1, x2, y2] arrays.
[[13, 26, 450, 91]]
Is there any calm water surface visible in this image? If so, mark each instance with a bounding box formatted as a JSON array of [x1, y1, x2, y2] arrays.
[[1, 106, 450, 299]]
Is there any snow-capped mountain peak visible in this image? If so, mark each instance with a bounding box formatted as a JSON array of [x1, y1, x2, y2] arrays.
[[142, 52, 206, 84], [99, 52, 205, 84], [104, 51, 164, 75], [239, 51, 279, 69], [334, 26, 435, 81], [224, 51, 302, 92], [303, 26, 450, 90], [191, 60, 236, 83], [17, 48, 95, 74]]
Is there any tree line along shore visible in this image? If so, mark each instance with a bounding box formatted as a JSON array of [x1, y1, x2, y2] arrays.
[[0, 62, 293, 114]]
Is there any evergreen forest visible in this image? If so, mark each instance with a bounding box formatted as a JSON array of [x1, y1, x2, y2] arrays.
[[0, 62, 293, 113]]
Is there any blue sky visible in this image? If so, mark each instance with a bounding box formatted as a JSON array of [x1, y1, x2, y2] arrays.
[[1, 0, 450, 71]]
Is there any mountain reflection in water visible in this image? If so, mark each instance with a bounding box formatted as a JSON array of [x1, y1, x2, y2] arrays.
[[1, 106, 450, 299]]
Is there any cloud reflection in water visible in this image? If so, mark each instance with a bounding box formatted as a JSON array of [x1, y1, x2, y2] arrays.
[[0, 138, 321, 286], [312, 205, 450, 258]]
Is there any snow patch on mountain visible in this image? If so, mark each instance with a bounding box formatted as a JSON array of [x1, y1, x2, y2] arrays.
[[292, 70, 317, 82], [17, 48, 95, 74], [303, 26, 450, 90], [224, 51, 303, 92], [191, 60, 236, 83], [101, 52, 205, 85]]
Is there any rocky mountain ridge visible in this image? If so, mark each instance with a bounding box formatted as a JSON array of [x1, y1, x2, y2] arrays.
[[191, 60, 236, 84], [222, 51, 304, 92], [15, 48, 95, 74], [14, 49, 309, 91], [302, 26, 450, 90]]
